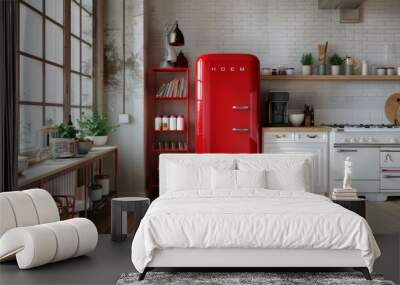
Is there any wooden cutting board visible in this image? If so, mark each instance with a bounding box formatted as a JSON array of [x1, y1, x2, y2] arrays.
[[385, 93, 400, 125]]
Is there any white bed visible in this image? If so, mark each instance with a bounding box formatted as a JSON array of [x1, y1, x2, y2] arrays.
[[131, 154, 380, 280]]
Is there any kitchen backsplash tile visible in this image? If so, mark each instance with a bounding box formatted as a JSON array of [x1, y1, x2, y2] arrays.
[[148, 0, 400, 125]]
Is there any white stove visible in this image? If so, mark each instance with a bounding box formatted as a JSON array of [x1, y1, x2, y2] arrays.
[[323, 124, 400, 145], [325, 124, 400, 201]]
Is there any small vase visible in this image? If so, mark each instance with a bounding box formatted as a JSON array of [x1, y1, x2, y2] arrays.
[[318, 64, 326, 75], [331, 65, 340, 75], [302, 65, 312, 75], [345, 64, 353, 76]]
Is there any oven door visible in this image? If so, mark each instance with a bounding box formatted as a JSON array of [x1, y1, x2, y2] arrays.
[[381, 150, 400, 191], [332, 147, 380, 180], [381, 169, 400, 191]]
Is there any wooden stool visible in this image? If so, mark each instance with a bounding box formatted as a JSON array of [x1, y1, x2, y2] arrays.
[[111, 197, 150, 242]]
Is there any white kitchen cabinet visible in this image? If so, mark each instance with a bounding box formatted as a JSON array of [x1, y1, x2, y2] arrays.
[[263, 131, 329, 194]]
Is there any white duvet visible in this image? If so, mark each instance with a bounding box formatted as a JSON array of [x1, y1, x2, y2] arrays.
[[131, 190, 380, 273]]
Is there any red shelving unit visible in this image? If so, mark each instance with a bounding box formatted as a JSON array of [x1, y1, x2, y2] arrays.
[[145, 67, 190, 199]]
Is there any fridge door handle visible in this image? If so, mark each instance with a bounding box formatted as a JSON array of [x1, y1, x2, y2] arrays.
[[232, 105, 249, 110], [232, 128, 249, 132]]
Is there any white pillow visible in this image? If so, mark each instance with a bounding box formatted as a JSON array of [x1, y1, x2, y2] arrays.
[[211, 168, 236, 190], [236, 169, 267, 188], [267, 164, 307, 191], [211, 169, 267, 190], [237, 158, 309, 191], [167, 160, 235, 191]]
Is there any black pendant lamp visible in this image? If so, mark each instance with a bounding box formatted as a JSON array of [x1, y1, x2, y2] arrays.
[[168, 21, 185, 46]]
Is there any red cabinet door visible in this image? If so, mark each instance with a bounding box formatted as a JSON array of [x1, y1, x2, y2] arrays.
[[196, 54, 260, 153]]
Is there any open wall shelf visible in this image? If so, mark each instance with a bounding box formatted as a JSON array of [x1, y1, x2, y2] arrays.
[[262, 75, 400, 81], [145, 67, 191, 199]]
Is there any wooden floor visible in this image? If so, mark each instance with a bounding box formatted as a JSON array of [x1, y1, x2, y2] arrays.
[[367, 198, 400, 234]]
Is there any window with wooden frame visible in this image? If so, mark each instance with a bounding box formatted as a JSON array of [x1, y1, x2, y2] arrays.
[[18, 0, 95, 156], [70, 0, 94, 123]]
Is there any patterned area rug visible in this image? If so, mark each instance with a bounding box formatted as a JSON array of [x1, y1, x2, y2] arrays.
[[116, 272, 396, 285]]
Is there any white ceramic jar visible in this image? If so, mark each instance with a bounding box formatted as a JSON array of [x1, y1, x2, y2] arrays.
[[169, 115, 177, 130], [177, 116, 184, 131], [377, 67, 386, 76], [386, 67, 395, 76], [155, 116, 161, 131], [361, 60, 368, 76]]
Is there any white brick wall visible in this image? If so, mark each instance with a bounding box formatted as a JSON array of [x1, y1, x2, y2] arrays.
[[147, 0, 400, 125]]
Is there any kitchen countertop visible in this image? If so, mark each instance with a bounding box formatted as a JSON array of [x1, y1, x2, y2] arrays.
[[262, 127, 331, 132]]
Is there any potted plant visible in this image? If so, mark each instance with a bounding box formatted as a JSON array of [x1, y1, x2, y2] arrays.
[[76, 129, 94, 155], [78, 112, 119, 146], [301, 53, 313, 75], [329, 53, 343, 75], [51, 123, 78, 158]]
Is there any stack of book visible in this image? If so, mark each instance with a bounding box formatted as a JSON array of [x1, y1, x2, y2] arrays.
[[156, 78, 186, 98], [331, 188, 358, 200]]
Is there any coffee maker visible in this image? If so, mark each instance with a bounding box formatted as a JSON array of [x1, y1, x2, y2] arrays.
[[267, 91, 289, 126]]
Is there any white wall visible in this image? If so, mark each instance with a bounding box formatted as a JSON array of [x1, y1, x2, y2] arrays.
[[148, 0, 400, 125], [104, 0, 400, 195], [104, 0, 146, 195]]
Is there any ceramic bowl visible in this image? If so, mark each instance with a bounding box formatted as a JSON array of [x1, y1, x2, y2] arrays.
[[289, 114, 305, 127]]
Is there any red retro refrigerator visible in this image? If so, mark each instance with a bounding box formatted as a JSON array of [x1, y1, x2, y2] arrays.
[[195, 54, 260, 153]]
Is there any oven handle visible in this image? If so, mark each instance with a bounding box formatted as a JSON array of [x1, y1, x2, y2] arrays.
[[336, 149, 358, 153], [382, 169, 400, 172], [383, 175, 400, 179]]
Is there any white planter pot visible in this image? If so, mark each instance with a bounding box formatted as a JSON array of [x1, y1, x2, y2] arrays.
[[90, 136, 108, 146], [331, 65, 340, 75], [95, 175, 110, 196], [302, 65, 312, 75]]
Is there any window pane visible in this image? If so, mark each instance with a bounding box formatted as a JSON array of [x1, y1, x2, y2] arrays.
[[71, 72, 80, 105], [82, 0, 92, 13], [45, 64, 63, 104], [45, 0, 63, 24], [24, 0, 43, 12], [19, 105, 43, 154], [81, 43, 92, 75], [20, 4, 43, 58], [71, 1, 80, 37], [71, 107, 81, 126], [45, 20, 63, 65], [45, 106, 63, 127], [71, 37, 80, 72], [80, 108, 92, 120], [20, 56, 43, 102], [82, 10, 92, 44], [82, 77, 92, 106]]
